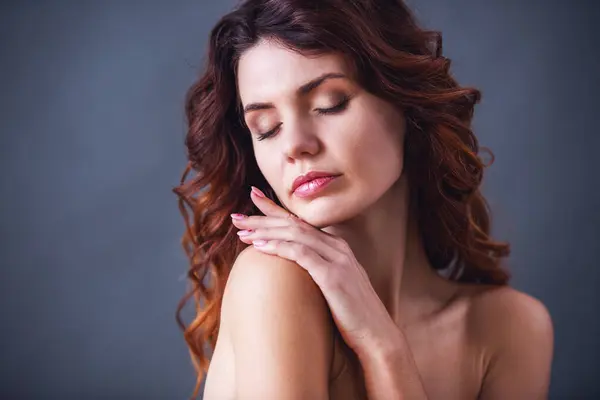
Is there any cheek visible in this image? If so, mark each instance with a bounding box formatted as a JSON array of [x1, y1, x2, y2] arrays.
[[341, 97, 403, 155], [343, 115, 405, 185], [254, 148, 281, 188]]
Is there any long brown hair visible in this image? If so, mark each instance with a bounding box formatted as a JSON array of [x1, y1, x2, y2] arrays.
[[172, 0, 511, 397]]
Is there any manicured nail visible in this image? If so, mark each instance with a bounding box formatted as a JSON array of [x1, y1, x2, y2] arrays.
[[251, 186, 265, 198], [231, 213, 247, 220], [253, 240, 268, 247], [237, 230, 253, 237]]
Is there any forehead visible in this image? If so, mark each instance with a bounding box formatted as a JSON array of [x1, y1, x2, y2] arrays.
[[236, 39, 349, 104]]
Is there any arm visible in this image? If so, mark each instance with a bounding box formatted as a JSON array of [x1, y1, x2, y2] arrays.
[[220, 246, 334, 400], [475, 288, 554, 400], [357, 330, 429, 400]]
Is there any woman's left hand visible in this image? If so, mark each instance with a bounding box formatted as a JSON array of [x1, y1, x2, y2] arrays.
[[230, 186, 401, 359]]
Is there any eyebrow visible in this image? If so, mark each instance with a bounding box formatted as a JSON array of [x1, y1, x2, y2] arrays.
[[242, 72, 348, 115]]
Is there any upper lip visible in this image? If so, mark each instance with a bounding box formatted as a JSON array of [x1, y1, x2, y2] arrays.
[[291, 171, 340, 193]]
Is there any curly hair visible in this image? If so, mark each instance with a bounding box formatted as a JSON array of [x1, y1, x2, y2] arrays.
[[172, 0, 511, 397]]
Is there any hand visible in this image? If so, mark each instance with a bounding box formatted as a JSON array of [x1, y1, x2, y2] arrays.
[[230, 186, 400, 358]]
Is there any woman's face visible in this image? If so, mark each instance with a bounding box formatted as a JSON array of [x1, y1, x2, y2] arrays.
[[237, 39, 407, 228]]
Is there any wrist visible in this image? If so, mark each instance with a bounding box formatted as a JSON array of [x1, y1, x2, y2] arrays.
[[357, 324, 406, 367], [356, 325, 430, 400]]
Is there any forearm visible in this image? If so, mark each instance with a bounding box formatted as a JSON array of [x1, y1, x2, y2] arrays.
[[357, 330, 429, 400]]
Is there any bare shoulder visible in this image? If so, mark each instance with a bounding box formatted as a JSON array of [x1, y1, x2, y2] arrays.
[[222, 245, 332, 324], [464, 284, 553, 345], [219, 245, 334, 399], [462, 284, 554, 399]]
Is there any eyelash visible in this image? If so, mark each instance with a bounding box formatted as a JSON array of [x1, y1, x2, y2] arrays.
[[256, 97, 350, 141]]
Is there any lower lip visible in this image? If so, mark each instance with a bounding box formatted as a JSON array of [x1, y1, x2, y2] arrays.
[[293, 175, 340, 198]]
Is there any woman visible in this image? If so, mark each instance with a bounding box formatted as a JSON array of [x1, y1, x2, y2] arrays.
[[173, 0, 554, 398]]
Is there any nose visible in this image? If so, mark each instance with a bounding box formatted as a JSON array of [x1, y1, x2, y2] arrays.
[[280, 123, 321, 161], [282, 119, 321, 161]]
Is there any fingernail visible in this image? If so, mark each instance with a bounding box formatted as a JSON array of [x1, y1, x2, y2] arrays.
[[237, 230, 253, 237], [251, 186, 265, 198], [231, 213, 247, 220], [253, 240, 268, 247]]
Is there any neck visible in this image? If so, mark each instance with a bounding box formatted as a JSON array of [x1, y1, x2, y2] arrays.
[[323, 175, 455, 327]]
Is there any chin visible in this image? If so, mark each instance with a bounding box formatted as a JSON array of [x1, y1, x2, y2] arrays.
[[299, 211, 342, 229], [289, 194, 360, 229]]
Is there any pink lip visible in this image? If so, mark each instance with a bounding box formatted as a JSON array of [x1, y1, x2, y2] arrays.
[[293, 175, 340, 198], [291, 171, 340, 193]]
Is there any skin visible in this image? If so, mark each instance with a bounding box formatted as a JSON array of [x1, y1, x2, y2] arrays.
[[202, 38, 554, 399]]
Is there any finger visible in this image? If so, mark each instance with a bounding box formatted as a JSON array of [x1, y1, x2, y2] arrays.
[[238, 226, 342, 262], [231, 215, 292, 229], [251, 186, 296, 219], [253, 240, 330, 285], [232, 213, 346, 257]]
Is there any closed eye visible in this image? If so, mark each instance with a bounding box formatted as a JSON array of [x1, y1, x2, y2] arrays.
[[256, 96, 350, 141]]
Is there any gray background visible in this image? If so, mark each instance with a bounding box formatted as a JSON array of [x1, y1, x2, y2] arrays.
[[1, 0, 598, 398]]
